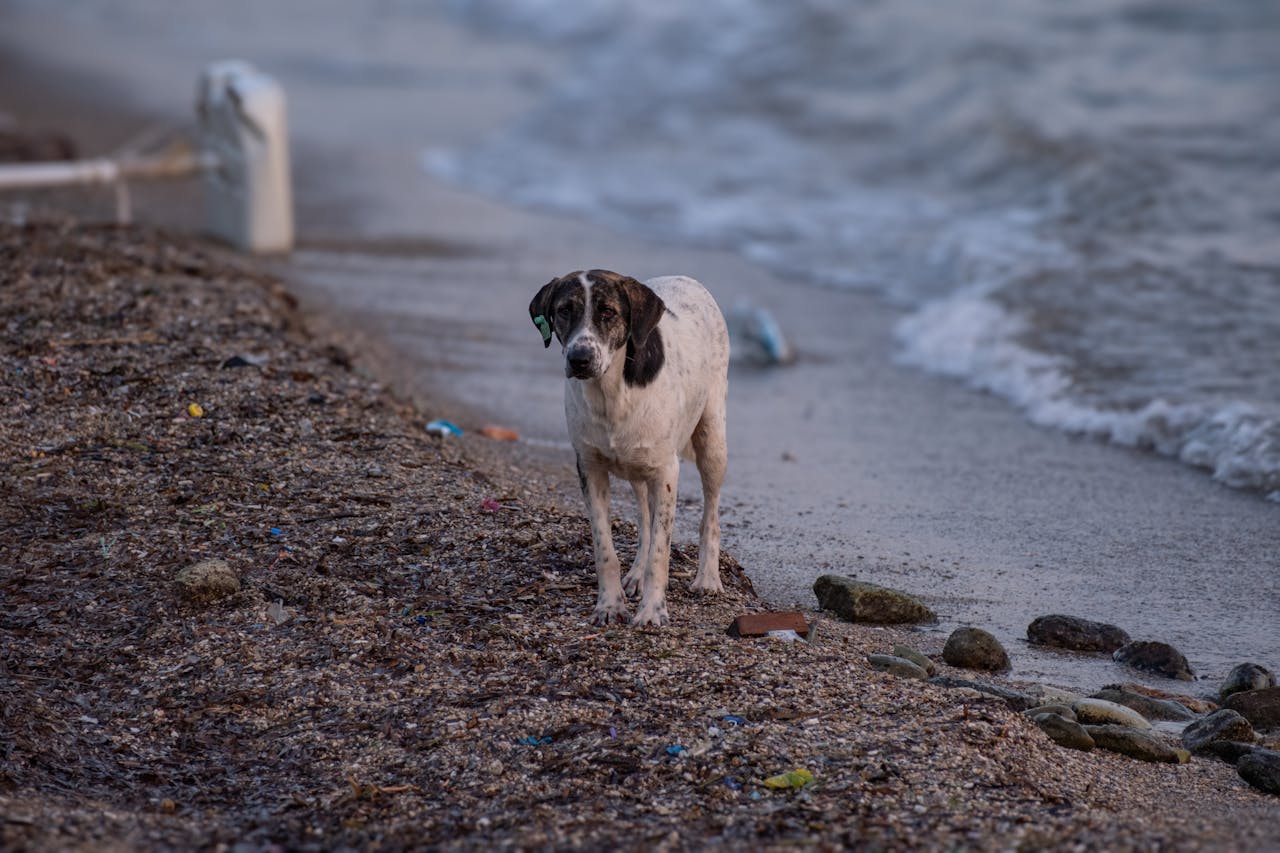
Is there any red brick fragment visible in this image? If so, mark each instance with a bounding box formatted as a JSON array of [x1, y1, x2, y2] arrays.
[[728, 611, 809, 638]]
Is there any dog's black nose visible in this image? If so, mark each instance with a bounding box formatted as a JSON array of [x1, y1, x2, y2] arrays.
[[566, 348, 592, 375]]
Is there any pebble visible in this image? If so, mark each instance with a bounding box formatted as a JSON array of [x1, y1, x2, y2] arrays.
[[1072, 697, 1152, 730], [1223, 687, 1280, 731], [1026, 614, 1130, 652], [1090, 687, 1194, 722], [942, 627, 1010, 672], [927, 675, 1036, 711], [1084, 724, 1190, 764], [866, 654, 929, 680], [1200, 740, 1259, 765], [1112, 640, 1195, 681], [1237, 749, 1280, 796], [892, 644, 937, 676], [1024, 704, 1076, 722], [1181, 709, 1255, 754], [1033, 713, 1095, 751], [174, 558, 240, 603], [1220, 663, 1276, 703], [812, 575, 935, 624]]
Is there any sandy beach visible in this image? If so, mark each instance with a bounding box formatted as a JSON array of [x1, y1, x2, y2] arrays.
[[2, 1, 1279, 847]]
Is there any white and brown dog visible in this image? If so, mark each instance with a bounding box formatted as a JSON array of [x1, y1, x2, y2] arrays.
[[530, 269, 730, 627]]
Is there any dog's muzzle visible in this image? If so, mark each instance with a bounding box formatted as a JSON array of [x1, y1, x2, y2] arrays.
[[565, 345, 596, 379]]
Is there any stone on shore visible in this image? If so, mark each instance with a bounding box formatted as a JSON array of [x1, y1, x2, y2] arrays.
[[1181, 709, 1255, 754], [942, 627, 1010, 672], [1033, 713, 1095, 751], [867, 654, 930, 680], [892, 644, 937, 676], [1084, 725, 1189, 763], [928, 675, 1036, 711], [1072, 697, 1152, 730], [175, 558, 240, 603], [1223, 687, 1280, 731], [1102, 682, 1217, 714], [1201, 740, 1260, 765], [1027, 614, 1130, 653], [1025, 704, 1077, 722], [1112, 640, 1195, 681], [812, 576, 935, 624], [1090, 687, 1195, 722], [1220, 663, 1276, 702], [1238, 749, 1280, 796]]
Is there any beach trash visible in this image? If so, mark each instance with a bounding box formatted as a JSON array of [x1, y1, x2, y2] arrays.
[[425, 419, 462, 437], [198, 60, 294, 253], [479, 424, 520, 441], [726, 302, 794, 365], [763, 768, 814, 789]]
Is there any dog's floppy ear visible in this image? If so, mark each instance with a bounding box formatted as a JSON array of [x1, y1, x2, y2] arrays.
[[529, 279, 557, 348], [621, 277, 665, 348]]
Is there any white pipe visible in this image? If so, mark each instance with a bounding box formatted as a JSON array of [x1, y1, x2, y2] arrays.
[[0, 150, 215, 191]]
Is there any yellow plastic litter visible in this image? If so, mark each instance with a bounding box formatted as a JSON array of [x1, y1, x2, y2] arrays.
[[187, 403, 204, 418], [763, 768, 814, 789]]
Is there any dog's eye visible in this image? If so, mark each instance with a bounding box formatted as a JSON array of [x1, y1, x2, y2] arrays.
[[597, 306, 615, 320], [557, 304, 572, 317]]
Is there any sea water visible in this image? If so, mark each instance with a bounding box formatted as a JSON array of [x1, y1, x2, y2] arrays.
[[428, 0, 1280, 500]]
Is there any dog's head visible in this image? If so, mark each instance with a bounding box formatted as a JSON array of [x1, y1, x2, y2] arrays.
[[529, 269, 666, 382]]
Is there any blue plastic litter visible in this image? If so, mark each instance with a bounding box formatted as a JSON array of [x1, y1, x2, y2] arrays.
[[425, 419, 463, 437], [666, 745, 686, 756], [724, 776, 742, 790], [269, 527, 282, 536], [723, 715, 746, 726], [518, 736, 553, 746]]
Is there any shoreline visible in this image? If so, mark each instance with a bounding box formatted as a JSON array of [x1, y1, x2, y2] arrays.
[[3, 220, 1279, 850], [2, 0, 1277, 713]]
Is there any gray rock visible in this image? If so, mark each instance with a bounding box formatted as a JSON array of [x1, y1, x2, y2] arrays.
[[1220, 663, 1276, 703], [1027, 614, 1130, 653], [1033, 713, 1094, 751], [1201, 740, 1259, 765], [1181, 709, 1255, 753], [1090, 687, 1195, 722], [893, 644, 937, 676], [942, 627, 1010, 672], [1223, 687, 1280, 731], [1100, 682, 1217, 714], [927, 675, 1037, 711], [867, 654, 929, 680], [1084, 725, 1190, 764], [1025, 704, 1077, 722], [175, 558, 240, 603], [1238, 749, 1280, 796], [812, 576, 936, 624], [1072, 697, 1152, 730], [1112, 640, 1195, 681]]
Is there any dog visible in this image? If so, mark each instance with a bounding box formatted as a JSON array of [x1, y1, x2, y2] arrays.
[[529, 269, 730, 626]]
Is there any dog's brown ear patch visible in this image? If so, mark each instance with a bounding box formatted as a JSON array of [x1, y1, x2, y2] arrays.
[[619, 276, 666, 387], [529, 279, 558, 348], [620, 277, 665, 349]]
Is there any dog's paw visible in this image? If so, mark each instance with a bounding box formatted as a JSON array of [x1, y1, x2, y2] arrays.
[[689, 572, 724, 594], [622, 566, 643, 597], [591, 599, 630, 626], [631, 599, 669, 628]]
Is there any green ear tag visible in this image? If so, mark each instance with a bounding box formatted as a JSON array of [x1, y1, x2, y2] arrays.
[[534, 314, 552, 346]]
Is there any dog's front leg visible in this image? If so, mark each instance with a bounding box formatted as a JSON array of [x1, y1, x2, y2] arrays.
[[632, 459, 679, 627], [580, 455, 628, 625]]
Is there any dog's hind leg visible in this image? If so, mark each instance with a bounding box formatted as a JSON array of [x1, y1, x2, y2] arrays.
[[622, 480, 650, 598], [632, 458, 679, 627], [580, 455, 629, 625], [689, 406, 726, 594]]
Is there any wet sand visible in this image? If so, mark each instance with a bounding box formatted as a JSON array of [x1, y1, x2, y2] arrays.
[[2, 0, 1276, 694]]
